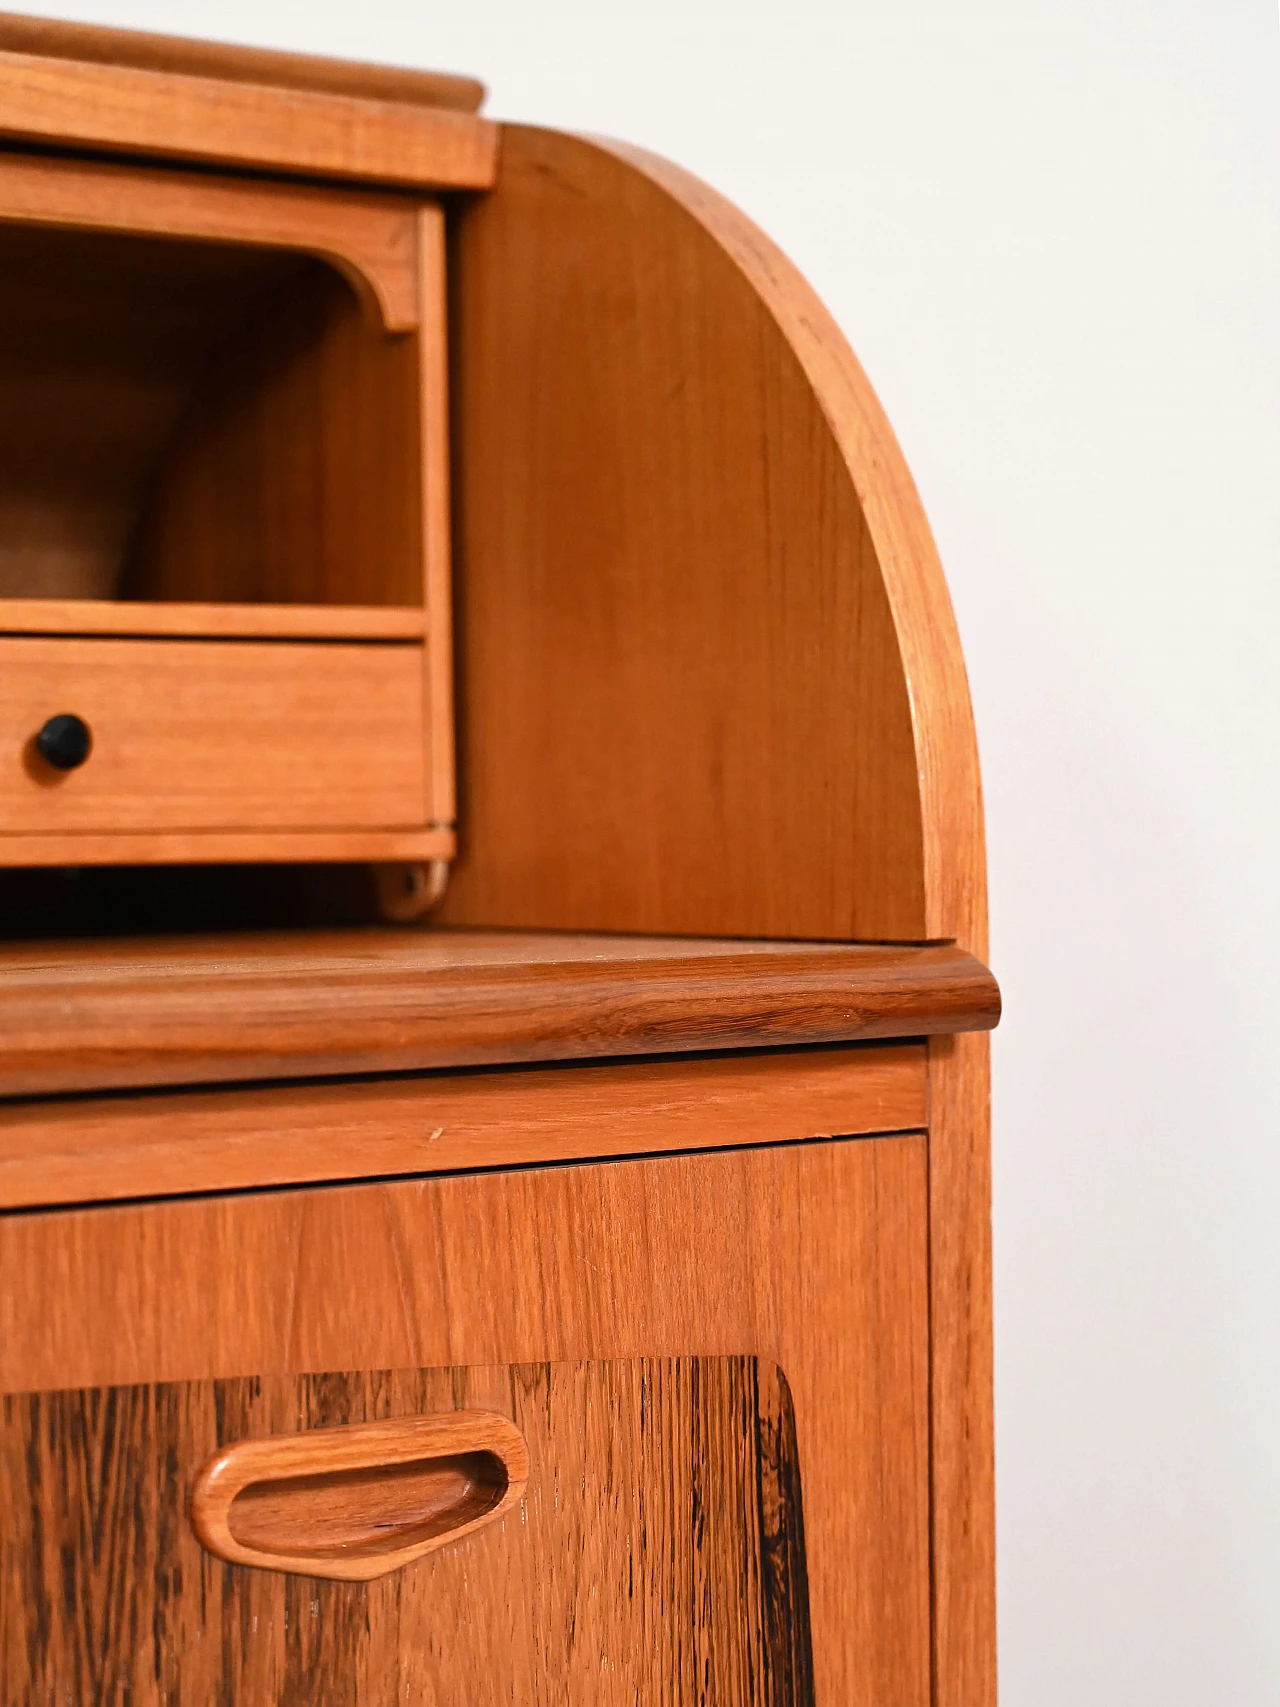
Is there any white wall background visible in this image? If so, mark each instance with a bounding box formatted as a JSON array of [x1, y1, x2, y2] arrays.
[[13, 2, 1279, 1700]]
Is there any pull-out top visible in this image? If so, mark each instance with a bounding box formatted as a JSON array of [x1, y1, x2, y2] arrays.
[[0, 927, 1000, 1099]]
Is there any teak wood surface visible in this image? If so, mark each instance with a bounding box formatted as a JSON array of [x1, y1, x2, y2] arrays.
[[0, 45, 498, 188], [0, 1137, 927, 1707], [0, 1041, 924, 1209], [0, 149, 428, 334], [0, 928, 997, 1097], [0, 10, 486, 112], [122, 262, 424, 613], [2, 1359, 810, 1704], [0, 44, 996, 1705], [0, 226, 427, 614], [0, 637, 427, 837], [442, 124, 995, 1705], [0, 598, 426, 640], [0, 827, 454, 870]]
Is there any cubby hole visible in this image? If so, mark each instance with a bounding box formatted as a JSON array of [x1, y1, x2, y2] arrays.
[[0, 221, 423, 612]]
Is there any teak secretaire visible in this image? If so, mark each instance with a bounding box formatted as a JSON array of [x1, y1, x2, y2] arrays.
[[0, 14, 1001, 1707]]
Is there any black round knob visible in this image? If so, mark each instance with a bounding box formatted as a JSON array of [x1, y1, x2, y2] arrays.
[[36, 713, 93, 771]]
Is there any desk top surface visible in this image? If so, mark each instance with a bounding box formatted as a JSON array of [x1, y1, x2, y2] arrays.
[[0, 927, 999, 1099]]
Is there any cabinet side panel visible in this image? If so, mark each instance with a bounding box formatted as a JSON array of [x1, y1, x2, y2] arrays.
[[441, 126, 925, 939]]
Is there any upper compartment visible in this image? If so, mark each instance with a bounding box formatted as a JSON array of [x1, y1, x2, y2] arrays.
[[0, 151, 433, 622]]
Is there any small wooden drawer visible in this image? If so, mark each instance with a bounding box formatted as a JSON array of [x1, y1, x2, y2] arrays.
[[0, 634, 428, 835], [0, 1135, 932, 1704]]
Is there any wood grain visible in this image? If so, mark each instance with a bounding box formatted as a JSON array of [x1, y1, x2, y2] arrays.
[[0, 223, 299, 603], [0, 598, 425, 640], [444, 126, 996, 1703], [0, 827, 452, 870], [0, 148, 426, 332], [0, 636, 427, 836], [125, 262, 424, 613], [442, 125, 924, 940], [560, 142, 997, 1704], [0, 1042, 925, 1209], [0, 47, 498, 189], [928, 1028, 994, 1707], [1, 1359, 810, 1705], [0, 927, 997, 1097], [603, 141, 987, 952], [0, 1137, 923, 1705], [0, 9, 486, 113], [417, 204, 456, 828], [190, 1409, 529, 1581]]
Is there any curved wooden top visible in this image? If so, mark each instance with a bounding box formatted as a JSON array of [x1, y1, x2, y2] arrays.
[[441, 127, 985, 955], [0, 928, 999, 1098]]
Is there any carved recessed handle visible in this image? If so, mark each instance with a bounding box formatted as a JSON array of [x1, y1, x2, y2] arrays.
[[190, 1410, 528, 1582]]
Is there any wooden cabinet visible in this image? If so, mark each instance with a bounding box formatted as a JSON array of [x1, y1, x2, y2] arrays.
[[0, 14, 999, 1707]]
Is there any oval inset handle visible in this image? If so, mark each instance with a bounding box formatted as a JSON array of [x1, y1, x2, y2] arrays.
[[190, 1410, 528, 1581]]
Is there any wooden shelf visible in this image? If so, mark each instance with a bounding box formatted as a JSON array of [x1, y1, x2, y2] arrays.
[[0, 599, 427, 641], [0, 927, 1001, 1098]]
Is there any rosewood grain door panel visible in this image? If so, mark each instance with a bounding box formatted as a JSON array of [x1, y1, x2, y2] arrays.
[[0, 1136, 930, 1707], [0, 1357, 812, 1706]]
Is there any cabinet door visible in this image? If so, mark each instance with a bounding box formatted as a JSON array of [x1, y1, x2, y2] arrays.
[[0, 1135, 930, 1706], [1, 1357, 810, 1705]]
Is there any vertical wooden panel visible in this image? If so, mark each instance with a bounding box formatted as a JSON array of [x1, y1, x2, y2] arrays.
[[417, 203, 456, 826], [441, 126, 925, 939]]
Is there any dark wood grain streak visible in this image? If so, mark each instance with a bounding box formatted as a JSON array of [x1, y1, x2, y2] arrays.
[[0, 927, 999, 1098], [0, 1358, 813, 1705]]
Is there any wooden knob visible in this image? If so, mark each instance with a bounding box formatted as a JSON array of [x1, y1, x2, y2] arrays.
[[36, 713, 92, 771]]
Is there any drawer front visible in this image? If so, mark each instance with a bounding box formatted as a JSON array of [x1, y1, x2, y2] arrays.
[[0, 635, 427, 832], [0, 1357, 812, 1706]]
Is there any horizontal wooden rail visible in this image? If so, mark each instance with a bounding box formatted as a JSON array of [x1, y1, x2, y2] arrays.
[[0, 11, 486, 113], [0, 1042, 926, 1209], [0, 928, 999, 1098], [0, 599, 427, 641], [0, 48, 498, 189]]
